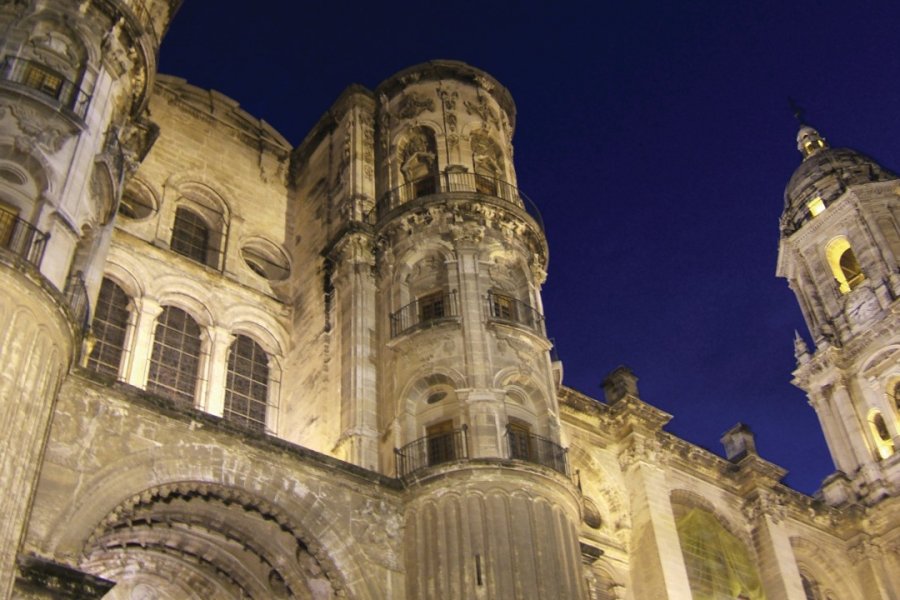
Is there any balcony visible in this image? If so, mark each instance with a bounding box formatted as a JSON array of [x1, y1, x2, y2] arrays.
[[506, 426, 569, 476], [0, 210, 48, 268], [396, 426, 469, 478], [390, 291, 458, 337], [373, 172, 544, 232], [486, 291, 545, 335], [0, 56, 91, 119]]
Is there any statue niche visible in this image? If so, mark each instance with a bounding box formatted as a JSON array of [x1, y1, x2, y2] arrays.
[[470, 132, 505, 197], [399, 127, 438, 200]]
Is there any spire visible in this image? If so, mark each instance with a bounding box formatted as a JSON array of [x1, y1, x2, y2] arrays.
[[793, 330, 810, 364]]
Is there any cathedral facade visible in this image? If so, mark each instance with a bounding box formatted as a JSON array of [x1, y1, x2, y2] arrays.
[[0, 1, 898, 599]]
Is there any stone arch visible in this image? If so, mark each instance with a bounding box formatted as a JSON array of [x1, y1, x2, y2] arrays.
[[101, 257, 145, 302], [394, 124, 440, 199], [151, 278, 216, 330], [670, 489, 764, 600], [494, 368, 553, 436], [469, 129, 508, 184], [565, 444, 631, 547], [45, 445, 379, 600], [0, 142, 51, 218], [221, 305, 288, 358], [399, 368, 467, 443], [790, 536, 860, 599], [21, 13, 91, 81]]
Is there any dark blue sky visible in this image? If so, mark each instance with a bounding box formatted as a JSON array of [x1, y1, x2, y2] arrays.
[[158, 2, 900, 494]]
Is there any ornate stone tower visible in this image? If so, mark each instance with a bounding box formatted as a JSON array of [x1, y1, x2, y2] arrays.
[[0, 1, 178, 596], [777, 124, 900, 505], [372, 61, 585, 598]]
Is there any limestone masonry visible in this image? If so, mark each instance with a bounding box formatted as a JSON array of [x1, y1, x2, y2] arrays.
[[0, 2, 897, 599]]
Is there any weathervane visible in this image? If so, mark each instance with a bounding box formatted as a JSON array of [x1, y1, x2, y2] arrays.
[[788, 97, 806, 125]]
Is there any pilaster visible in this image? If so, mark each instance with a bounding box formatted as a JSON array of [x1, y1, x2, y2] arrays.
[[123, 296, 162, 388]]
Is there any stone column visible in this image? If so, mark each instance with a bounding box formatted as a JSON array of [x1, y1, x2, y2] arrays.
[[332, 232, 378, 469], [743, 490, 806, 600], [618, 436, 693, 600], [123, 297, 162, 388], [808, 390, 857, 474], [451, 224, 502, 458], [0, 262, 74, 600], [850, 538, 898, 600], [829, 380, 875, 468], [204, 326, 235, 417]]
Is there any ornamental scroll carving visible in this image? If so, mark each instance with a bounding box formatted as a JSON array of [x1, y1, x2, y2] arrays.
[[395, 91, 434, 119]]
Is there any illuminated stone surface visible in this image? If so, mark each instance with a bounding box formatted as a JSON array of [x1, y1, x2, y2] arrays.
[[0, 3, 897, 599]]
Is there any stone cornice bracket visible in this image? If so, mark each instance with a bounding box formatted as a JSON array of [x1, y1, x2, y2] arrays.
[[604, 366, 672, 433], [328, 231, 375, 270], [741, 487, 788, 524], [449, 222, 485, 249]]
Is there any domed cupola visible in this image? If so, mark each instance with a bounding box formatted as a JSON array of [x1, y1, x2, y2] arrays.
[[781, 125, 898, 236]]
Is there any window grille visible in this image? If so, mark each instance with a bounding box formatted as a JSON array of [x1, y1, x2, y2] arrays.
[[147, 306, 202, 405], [224, 335, 270, 432], [171, 207, 211, 266], [87, 278, 130, 377]]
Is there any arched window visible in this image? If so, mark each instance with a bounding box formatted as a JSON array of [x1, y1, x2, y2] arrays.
[[224, 334, 270, 432], [86, 278, 130, 377], [147, 306, 202, 405], [825, 237, 865, 294], [869, 410, 895, 460], [892, 381, 900, 413], [171, 207, 214, 266], [673, 506, 765, 600]]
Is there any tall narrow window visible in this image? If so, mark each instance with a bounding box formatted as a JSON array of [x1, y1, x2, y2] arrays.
[[507, 419, 533, 461], [87, 278, 130, 377], [147, 306, 202, 405], [224, 335, 270, 432], [426, 420, 457, 466], [171, 207, 212, 266], [419, 291, 447, 322]]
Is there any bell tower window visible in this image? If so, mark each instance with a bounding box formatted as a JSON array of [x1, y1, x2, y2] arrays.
[[869, 411, 895, 460], [825, 237, 865, 294]]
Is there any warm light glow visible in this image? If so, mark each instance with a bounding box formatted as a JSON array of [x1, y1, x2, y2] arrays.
[[824, 237, 864, 294], [807, 197, 826, 217], [869, 411, 895, 460]]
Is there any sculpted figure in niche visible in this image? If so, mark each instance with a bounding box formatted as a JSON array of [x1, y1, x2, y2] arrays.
[[470, 133, 505, 196], [399, 127, 438, 199]]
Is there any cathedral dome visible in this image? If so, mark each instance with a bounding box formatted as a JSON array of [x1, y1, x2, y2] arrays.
[[782, 126, 897, 236]]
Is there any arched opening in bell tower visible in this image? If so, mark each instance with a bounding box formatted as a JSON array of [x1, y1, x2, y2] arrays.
[[825, 236, 865, 293]]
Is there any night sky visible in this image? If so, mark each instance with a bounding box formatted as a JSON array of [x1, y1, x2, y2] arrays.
[[157, 2, 900, 495]]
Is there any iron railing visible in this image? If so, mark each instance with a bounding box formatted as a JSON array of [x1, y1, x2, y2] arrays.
[[0, 56, 91, 119], [506, 427, 569, 476], [486, 291, 545, 334], [390, 291, 458, 337], [0, 211, 48, 267], [396, 426, 469, 477], [373, 172, 544, 232], [63, 272, 90, 330]]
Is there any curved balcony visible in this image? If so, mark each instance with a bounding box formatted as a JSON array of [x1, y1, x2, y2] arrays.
[[485, 291, 545, 335], [396, 426, 469, 478], [0, 210, 48, 268], [390, 291, 458, 338], [372, 172, 544, 232], [506, 426, 569, 476], [0, 57, 91, 120]]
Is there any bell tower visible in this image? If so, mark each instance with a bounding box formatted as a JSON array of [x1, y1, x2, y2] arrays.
[[777, 123, 900, 505], [373, 61, 585, 598], [0, 1, 179, 596]]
